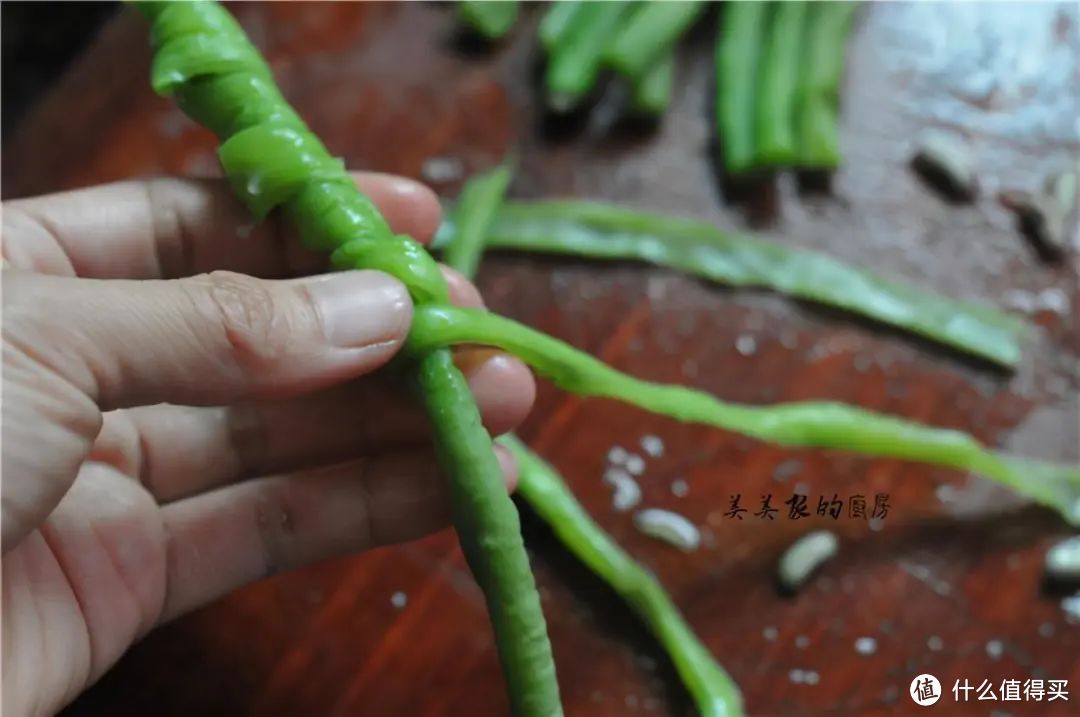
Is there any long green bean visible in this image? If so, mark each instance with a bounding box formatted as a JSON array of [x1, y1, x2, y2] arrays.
[[632, 51, 675, 117], [133, 3, 560, 715], [443, 163, 513, 281], [459, 0, 519, 40], [538, 0, 583, 51], [407, 305, 1080, 526], [434, 200, 1024, 368], [604, 0, 706, 81], [545, 1, 632, 112], [756, 1, 807, 166], [443, 172, 743, 716], [501, 436, 745, 717], [797, 2, 858, 168], [715, 1, 768, 174]]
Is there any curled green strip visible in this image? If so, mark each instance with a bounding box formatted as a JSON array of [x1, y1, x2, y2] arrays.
[[408, 306, 1080, 525], [435, 199, 1024, 368], [133, 2, 560, 715], [502, 436, 745, 717], [604, 0, 706, 81]]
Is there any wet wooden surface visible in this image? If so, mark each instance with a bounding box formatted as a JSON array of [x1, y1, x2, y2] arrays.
[[5, 2, 1078, 715]]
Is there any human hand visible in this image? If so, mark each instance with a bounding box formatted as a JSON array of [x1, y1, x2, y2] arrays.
[[1, 174, 535, 716]]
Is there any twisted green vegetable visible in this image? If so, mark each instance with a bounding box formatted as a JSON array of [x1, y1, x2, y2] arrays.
[[501, 436, 745, 717], [459, 0, 519, 40], [797, 2, 858, 168], [133, 3, 560, 715], [435, 199, 1025, 368], [445, 170, 743, 717], [756, 1, 807, 165], [406, 305, 1080, 525], [605, 0, 706, 81], [545, 0, 632, 112], [715, 1, 768, 173]]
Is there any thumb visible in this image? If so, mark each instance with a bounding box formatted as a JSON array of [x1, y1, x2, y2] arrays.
[[3, 269, 413, 411]]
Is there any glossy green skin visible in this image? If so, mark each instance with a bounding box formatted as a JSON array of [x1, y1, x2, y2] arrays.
[[632, 51, 675, 116], [459, 0, 519, 40], [605, 0, 706, 81], [435, 200, 1024, 368], [443, 172, 742, 717], [133, 3, 560, 715], [797, 2, 858, 168], [545, 1, 633, 111], [756, 1, 808, 165], [443, 163, 513, 281], [715, 2, 768, 173], [408, 305, 1080, 526], [501, 436, 745, 717]]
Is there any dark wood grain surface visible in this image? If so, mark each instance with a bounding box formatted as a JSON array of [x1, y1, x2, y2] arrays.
[[5, 2, 1078, 716]]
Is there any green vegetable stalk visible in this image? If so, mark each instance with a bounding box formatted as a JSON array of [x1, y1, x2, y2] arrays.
[[459, 0, 519, 40], [132, 3, 560, 715], [796, 2, 858, 168], [501, 436, 745, 717], [445, 167, 743, 717], [435, 199, 1025, 368], [406, 305, 1080, 526], [605, 0, 706, 82], [442, 162, 513, 281], [715, 1, 768, 174], [544, 1, 632, 112], [756, 1, 807, 165], [538, 0, 583, 52]]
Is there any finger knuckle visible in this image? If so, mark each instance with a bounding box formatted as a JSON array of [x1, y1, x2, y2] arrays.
[[197, 271, 290, 369]]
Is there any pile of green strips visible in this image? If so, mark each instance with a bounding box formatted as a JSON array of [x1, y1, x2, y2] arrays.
[[460, 1, 856, 173]]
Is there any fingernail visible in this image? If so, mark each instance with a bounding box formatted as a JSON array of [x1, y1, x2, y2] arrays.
[[305, 270, 412, 348]]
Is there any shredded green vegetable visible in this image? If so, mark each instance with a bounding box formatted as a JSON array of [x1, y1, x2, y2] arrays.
[[434, 200, 1025, 368], [501, 435, 745, 717], [408, 306, 1080, 525]]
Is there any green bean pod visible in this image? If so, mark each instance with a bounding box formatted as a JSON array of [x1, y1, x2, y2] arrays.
[[443, 163, 514, 281], [797, 2, 858, 168], [502, 436, 745, 717], [538, 0, 583, 51], [545, 1, 633, 112], [458, 0, 519, 40], [132, 3, 560, 715], [604, 0, 706, 81], [755, 1, 807, 166], [434, 200, 1024, 368], [715, 1, 768, 174], [407, 305, 1080, 526]]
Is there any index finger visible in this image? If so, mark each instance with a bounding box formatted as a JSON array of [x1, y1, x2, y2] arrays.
[[1, 172, 442, 280]]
